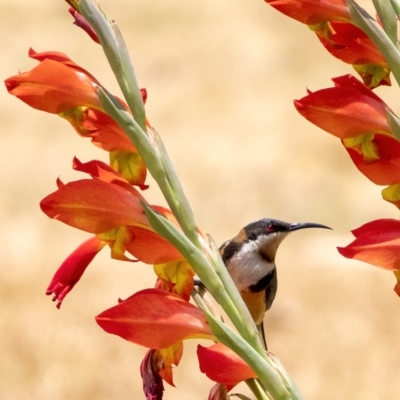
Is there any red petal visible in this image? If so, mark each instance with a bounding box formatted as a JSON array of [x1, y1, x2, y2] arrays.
[[46, 236, 106, 308], [344, 135, 400, 185], [197, 343, 257, 387], [77, 108, 137, 152], [124, 227, 183, 264], [96, 289, 213, 349], [68, 8, 100, 43], [40, 179, 148, 233], [5, 59, 100, 114], [294, 75, 390, 139], [338, 219, 400, 270], [28, 48, 99, 84], [265, 0, 350, 25], [317, 21, 386, 65]]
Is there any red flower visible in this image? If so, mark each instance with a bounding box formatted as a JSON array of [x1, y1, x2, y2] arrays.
[[96, 289, 214, 348], [5, 49, 101, 114], [197, 343, 257, 389], [265, 0, 350, 25], [315, 21, 390, 88], [42, 159, 196, 306], [5, 49, 148, 187], [264, 1, 389, 87], [40, 158, 182, 264], [344, 135, 400, 185], [338, 219, 400, 270], [294, 75, 392, 139], [46, 236, 106, 308]]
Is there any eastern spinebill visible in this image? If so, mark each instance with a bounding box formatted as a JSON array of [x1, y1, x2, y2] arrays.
[[219, 218, 331, 349]]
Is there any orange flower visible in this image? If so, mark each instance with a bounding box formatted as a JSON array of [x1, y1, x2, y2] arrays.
[[5, 49, 101, 113], [344, 135, 400, 185], [5, 49, 148, 187], [294, 75, 392, 139], [41, 158, 181, 264], [197, 343, 257, 389], [338, 219, 400, 270], [46, 236, 106, 308], [265, 0, 350, 25], [96, 289, 214, 349], [265, 1, 390, 87]]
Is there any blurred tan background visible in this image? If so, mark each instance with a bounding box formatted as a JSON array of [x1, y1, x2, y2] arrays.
[[1, 0, 400, 399]]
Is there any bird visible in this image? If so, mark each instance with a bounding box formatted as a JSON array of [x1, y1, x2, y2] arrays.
[[219, 218, 331, 349]]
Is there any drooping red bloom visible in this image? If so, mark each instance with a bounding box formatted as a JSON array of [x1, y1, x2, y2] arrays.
[[96, 289, 214, 348], [344, 134, 400, 185], [264, 1, 390, 87], [5, 49, 101, 114], [338, 219, 400, 270], [315, 21, 390, 88], [46, 236, 106, 308], [294, 75, 392, 139], [5, 49, 148, 187], [40, 158, 182, 264], [197, 343, 257, 389], [265, 0, 350, 25], [42, 159, 191, 307], [316, 21, 386, 65]]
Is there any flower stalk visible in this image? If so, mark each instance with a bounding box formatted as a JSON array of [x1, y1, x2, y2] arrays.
[[81, 0, 300, 397]]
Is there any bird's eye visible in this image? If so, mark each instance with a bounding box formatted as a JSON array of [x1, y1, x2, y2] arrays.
[[266, 224, 274, 232]]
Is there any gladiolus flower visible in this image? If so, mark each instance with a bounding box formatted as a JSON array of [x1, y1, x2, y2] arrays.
[[46, 236, 106, 308], [197, 343, 257, 389], [5, 49, 101, 114], [343, 134, 400, 185], [265, 0, 350, 25], [5, 49, 148, 187], [338, 219, 400, 270], [264, 1, 389, 87], [96, 289, 214, 348], [295, 75, 392, 139], [40, 158, 182, 264], [315, 21, 390, 88]]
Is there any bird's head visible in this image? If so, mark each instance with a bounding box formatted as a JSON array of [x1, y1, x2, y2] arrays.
[[228, 218, 331, 264], [243, 218, 331, 261]]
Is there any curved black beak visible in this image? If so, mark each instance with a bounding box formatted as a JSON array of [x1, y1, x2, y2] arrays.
[[288, 222, 332, 232]]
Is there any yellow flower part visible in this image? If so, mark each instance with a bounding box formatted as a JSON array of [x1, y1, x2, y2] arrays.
[[158, 342, 184, 386], [110, 150, 147, 188], [154, 260, 194, 301], [382, 184, 400, 209], [97, 226, 135, 261], [343, 133, 379, 161]]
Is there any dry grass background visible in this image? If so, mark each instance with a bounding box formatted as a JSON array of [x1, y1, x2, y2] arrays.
[[1, 0, 400, 399]]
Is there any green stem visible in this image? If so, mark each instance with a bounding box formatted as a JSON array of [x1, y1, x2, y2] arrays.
[[347, 0, 400, 86], [79, 0, 147, 131], [245, 379, 273, 400]]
